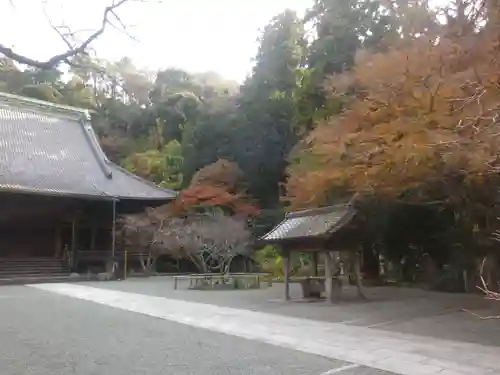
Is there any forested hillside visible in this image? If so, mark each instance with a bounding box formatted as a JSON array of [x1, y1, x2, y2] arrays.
[[3, 0, 500, 289], [0, 0, 412, 210]]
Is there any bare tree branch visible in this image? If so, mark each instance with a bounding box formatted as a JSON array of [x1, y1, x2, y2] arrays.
[[43, 6, 74, 51], [122, 208, 251, 274], [108, 9, 139, 41], [462, 255, 500, 319], [0, 0, 132, 69]]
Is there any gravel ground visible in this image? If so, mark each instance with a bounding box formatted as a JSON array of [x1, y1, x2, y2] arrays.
[[0, 285, 395, 375], [81, 277, 500, 347]]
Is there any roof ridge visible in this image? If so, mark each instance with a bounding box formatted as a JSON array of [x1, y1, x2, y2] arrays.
[[0, 91, 94, 117], [0, 92, 115, 182], [78, 115, 113, 180], [0, 91, 177, 201], [108, 162, 178, 197], [286, 202, 353, 218], [259, 203, 356, 242]]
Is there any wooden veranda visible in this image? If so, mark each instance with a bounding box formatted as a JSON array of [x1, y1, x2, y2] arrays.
[[0, 92, 177, 278]]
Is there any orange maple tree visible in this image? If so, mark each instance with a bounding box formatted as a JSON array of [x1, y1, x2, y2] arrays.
[[190, 158, 247, 194], [287, 8, 500, 209], [172, 159, 259, 217]]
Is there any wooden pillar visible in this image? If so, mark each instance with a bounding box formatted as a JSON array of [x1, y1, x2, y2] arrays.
[[324, 251, 334, 303], [54, 226, 62, 258], [111, 199, 116, 258], [71, 217, 78, 269], [90, 224, 96, 251], [351, 249, 366, 300], [283, 249, 291, 301], [311, 252, 318, 276], [105, 199, 118, 275], [324, 251, 341, 303]]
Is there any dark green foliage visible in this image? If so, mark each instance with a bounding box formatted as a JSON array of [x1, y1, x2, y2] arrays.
[[0, 1, 396, 213]]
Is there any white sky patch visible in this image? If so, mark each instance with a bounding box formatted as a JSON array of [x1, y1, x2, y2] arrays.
[[0, 0, 312, 82]]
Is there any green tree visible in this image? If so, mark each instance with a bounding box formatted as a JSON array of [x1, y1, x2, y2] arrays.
[[235, 10, 307, 207], [181, 98, 239, 185], [122, 140, 184, 189], [305, 0, 399, 110]]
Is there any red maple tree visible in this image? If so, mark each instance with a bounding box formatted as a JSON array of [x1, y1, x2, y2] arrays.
[[172, 159, 259, 217]]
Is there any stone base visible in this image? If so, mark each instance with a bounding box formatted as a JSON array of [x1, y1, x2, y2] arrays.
[[97, 272, 114, 281]]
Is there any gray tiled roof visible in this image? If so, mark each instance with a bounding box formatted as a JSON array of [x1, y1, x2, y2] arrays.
[[261, 204, 355, 241], [0, 93, 177, 201]]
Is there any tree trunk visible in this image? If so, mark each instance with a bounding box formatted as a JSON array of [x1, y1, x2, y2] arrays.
[[139, 254, 147, 272], [311, 252, 318, 276]]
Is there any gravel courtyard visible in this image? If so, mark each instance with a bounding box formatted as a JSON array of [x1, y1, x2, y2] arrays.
[[83, 276, 500, 347], [0, 284, 394, 375], [1, 278, 499, 375]]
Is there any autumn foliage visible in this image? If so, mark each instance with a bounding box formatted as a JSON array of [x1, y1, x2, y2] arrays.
[[190, 158, 247, 193], [287, 17, 500, 209], [173, 184, 260, 217], [172, 159, 259, 217]]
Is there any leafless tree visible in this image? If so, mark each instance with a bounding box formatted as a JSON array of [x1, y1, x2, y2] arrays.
[[477, 255, 500, 301], [122, 207, 252, 273], [0, 0, 154, 69], [120, 210, 157, 271], [192, 214, 252, 273], [461, 253, 500, 319], [153, 213, 251, 273], [151, 216, 206, 272]]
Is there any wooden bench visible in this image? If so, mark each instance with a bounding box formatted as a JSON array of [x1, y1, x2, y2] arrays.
[[117, 250, 152, 260], [230, 272, 273, 287], [289, 276, 342, 299], [173, 273, 225, 290], [173, 273, 271, 290]]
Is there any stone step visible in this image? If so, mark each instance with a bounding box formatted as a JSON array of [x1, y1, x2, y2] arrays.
[[0, 273, 70, 278], [0, 269, 68, 275], [0, 258, 69, 279], [0, 262, 66, 266], [0, 274, 94, 286], [0, 263, 66, 267], [0, 262, 65, 265], [0, 258, 65, 262], [0, 259, 64, 265], [0, 274, 69, 280]]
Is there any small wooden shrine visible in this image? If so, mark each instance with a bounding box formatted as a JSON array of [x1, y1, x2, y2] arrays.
[[260, 203, 365, 302]]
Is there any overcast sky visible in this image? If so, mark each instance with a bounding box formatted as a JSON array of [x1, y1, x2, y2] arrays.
[[0, 0, 312, 82]]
